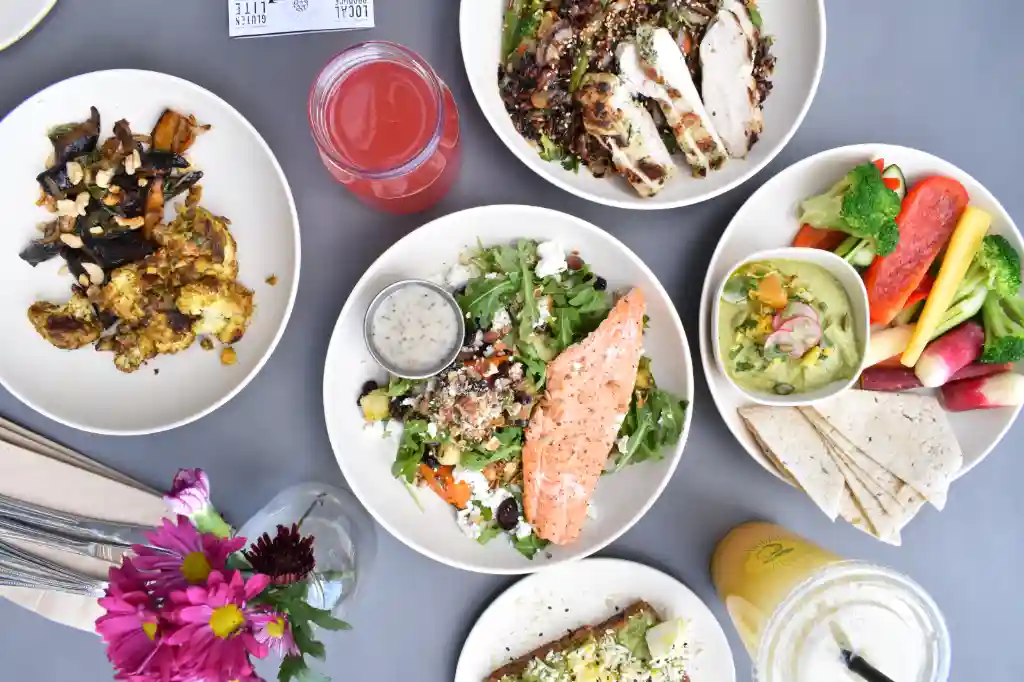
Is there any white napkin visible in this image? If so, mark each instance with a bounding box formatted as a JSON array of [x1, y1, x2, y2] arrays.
[[0, 431, 166, 632]]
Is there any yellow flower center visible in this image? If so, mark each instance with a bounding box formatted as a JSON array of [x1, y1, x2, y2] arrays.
[[180, 551, 212, 584], [266, 617, 286, 639], [142, 621, 158, 641], [210, 604, 245, 639]]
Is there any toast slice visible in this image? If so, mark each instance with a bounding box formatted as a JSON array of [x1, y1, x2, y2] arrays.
[[484, 601, 660, 682]]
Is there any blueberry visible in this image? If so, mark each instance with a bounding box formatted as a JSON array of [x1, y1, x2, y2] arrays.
[[593, 276, 607, 291], [422, 448, 440, 470], [496, 497, 519, 531], [514, 392, 533, 405]]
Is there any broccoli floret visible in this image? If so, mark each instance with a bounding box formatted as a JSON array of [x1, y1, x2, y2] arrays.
[[969, 234, 1022, 299], [980, 293, 1024, 364], [799, 162, 902, 256], [933, 235, 1023, 340]]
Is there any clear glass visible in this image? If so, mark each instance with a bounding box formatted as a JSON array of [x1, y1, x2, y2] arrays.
[[237, 483, 377, 614], [756, 562, 951, 682], [307, 41, 462, 214]]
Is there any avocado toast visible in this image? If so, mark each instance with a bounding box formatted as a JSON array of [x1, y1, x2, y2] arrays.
[[486, 601, 691, 682]]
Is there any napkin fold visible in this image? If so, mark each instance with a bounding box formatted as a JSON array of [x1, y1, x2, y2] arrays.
[[0, 424, 165, 632]]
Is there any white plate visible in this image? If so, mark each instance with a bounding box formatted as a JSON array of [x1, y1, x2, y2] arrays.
[[454, 557, 736, 682], [698, 144, 1024, 483], [323, 205, 693, 574], [0, 70, 300, 435], [459, 0, 826, 210], [0, 0, 56, 52]]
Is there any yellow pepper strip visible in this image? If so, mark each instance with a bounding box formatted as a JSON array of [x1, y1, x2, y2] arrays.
[[901, 206, 992, 367]]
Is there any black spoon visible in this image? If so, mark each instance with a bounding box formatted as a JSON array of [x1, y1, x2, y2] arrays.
[[830, 621, 897, 682]]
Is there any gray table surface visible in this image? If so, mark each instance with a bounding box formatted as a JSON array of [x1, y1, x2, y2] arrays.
[[1, 1, 1021, 680]]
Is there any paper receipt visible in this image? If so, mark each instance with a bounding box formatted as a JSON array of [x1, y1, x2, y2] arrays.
[[229, 0, 374, 38]]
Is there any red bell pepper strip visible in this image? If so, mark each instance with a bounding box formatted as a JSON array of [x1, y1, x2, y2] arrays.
[[863, 177, 969, 325]]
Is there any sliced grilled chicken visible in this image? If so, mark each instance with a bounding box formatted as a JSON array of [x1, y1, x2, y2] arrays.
[[700, 2, 763, 158], [576, 73, 676, 197], [618, 27, 728, 177]]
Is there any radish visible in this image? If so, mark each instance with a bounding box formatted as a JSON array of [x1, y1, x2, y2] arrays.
[[766, 317, 821, 358], [914, 322, 985, 388], [860, 362, 1013, 392], [941, 373, 1024, 412], [773, 302, 818, 330]]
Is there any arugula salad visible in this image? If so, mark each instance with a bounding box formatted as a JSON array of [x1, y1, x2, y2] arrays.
[[358, 239, 688, 559]]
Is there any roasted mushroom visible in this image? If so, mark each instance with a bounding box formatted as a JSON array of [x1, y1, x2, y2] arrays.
[[49, 106, 100, 165], [35, 163, 76, 199], [143, 176, 165, 239], [141, 151, 190, 173], [28, 293, 102, 350]]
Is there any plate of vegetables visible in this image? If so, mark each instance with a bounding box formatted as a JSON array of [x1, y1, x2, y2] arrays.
[[699, 144, 1023, 483]]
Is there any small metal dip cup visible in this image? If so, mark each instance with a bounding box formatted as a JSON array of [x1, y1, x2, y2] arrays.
[[363, 279, 465, 379]]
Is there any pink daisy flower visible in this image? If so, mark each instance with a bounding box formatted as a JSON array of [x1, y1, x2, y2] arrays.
[[166, 570, 272, 682], [95, 557, 171, 679], [133, 516, 245, 598], [252, 611, 299, 657]]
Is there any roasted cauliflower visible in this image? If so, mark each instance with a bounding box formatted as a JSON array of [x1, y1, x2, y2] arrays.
[[176, 278, 254, 345], [27, 293, 101, 350], [154, 206, 238, 284], [144, 310, 197, 355], [96, 327, 158, 373]]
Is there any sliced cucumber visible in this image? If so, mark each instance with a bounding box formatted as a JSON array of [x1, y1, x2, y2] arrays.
[[882, 164, 907, 200]]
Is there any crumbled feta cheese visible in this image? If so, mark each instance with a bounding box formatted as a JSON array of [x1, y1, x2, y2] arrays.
[[513, 519, 534, 539], [491, 307, 511, 330], [535, 296, 552, 328], [426, 422, 438, 438], [485, 272, 499, 279], [446, 264, 477, 290], [454, 467, 511, 513], [456, 506, 485, 540], [535, 240, 568, 279], [616, 435, 630, 453], [401, 397, 416, 407]]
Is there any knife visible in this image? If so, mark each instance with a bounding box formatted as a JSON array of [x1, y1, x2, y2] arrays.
[[0, 516, 126, 562]]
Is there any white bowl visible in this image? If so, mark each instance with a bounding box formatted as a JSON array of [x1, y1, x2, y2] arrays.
[[0, 70, 300, 435], [712, 247, 869, 407], [322, 205, 693, 574], [699, 144, 1024, 483], [459, 0, 826, 209]]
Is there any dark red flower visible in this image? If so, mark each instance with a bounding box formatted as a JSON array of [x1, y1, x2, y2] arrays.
[[242, 524, 315, 585]]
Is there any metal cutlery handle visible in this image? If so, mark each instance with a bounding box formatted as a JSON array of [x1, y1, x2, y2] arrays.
[[0, 538, 109, 597], [0, 492, 155, 547], [0, 517, 121, 562]]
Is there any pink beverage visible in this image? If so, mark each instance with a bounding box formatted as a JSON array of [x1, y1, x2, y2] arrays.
[[308, 42, 461, 214]]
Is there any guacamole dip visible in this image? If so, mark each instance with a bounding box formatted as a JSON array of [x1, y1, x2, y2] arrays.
[[718, 260, 861, 396]]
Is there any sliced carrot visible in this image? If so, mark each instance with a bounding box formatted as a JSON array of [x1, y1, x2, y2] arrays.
[[792, 223, 848, 251], [682, 32, 693, 55], [752, 273, 788, 309], [419, 464, 471, 509]]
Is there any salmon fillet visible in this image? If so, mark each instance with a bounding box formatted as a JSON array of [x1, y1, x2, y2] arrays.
[[522, 288, 646, 545]]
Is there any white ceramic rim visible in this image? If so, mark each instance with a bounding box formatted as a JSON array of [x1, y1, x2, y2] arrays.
[[711, 247, 870, 407], [0, 0, 57, 53], [698, 143, 1024, 483], [0, 69, 302, 436], [323, 204, 694, 574], [458, 0, 827, 210], [454, 557, 737, 681]]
